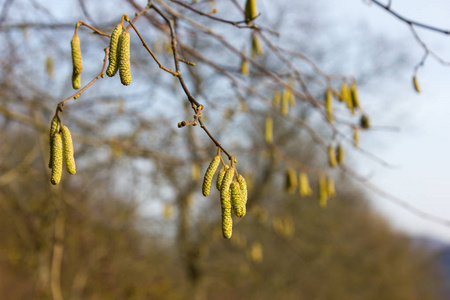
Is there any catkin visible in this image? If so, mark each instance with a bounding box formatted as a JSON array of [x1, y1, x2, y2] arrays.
[[202, 155, 220, 196], [413, 76, 420, 93], [61, 126, 76, 175], [72, 72, 81, 90], [231, 182, 245, 217], [327, 177, 336, 198], [340, 82, 349, 103], [221, 167, 235, 239], [245, 0, 257, 24], [299, 172, 313, 196], [48, 116, 60, 169], [285, 167, 297, 194], [325, 87, 333, 122], [241, 57, 249, 75], [319, 175, 328, 207], [251, 35, 263, 58], [360, 114, 370, 129], [216, 165, 229, 191], [118, 31, 132, 86], [265, 116, 273, 144], [328, 145, 337, 168], [106, 24, 123, 77], [237, 174, 248, 217], [71, 34, 82, 75], [51, 133, 63, 185], [350, 81, 360, 110], [336, 144, 344, 165]]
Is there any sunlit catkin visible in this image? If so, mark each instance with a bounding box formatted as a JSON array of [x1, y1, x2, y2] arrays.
[[325, 87, 333, 122], [319, 175, 328, 208], [51, 133, 63, 185], [61, 126, 76, 175], [202, 155, 220, 197], [340, 82, 350, 103], [328, 145, 337, 168], [413, 76, 421, 93], [71, 34, 82, 75], [118, 31, 132, 86], [231, 182, 244, 217], [237, 174, 248, 216], [221, 167, 235, 239], [216, 165, 229, 191], [72, 72, 81, 90], [350, 81, 360, 110], [360, 114, 370, 129], [106, 24, 123, 77], [245, 0, 257, 24], [336, 144, 344, 165], [299, 172, 313, 196], [265, 116, 273, 143], [240, 57, 249, 75], [285, 167, 297, 194], [48, 116, 60, 169]]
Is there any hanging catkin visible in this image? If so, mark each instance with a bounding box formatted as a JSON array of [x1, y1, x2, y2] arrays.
[[50, 133, 63, 185], [202, 155, 220, 196], [299, 172, 313, 196], [336, 144, 344, 165], [328, 145, 337, 168], [319, 175, 328, 207], [71, 34, 82, 89], [413, 76, 421, 93], [118, 31, 132, 86], [245, 0, 257, 24], [61, 126, 76, 175], [231, 182, 245, 217], [325, 87, 333, 122], [106, 24, 123, 77], [265, 116, 273, 144], [48, 116, 60, 169], [221, 167, 235, 239], [216, 165, 229, 191]]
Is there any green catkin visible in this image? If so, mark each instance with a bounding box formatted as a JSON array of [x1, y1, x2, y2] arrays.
[[72, 72, 81, 90], [299, 172, 313, 196], [202, 155, 220, 196], [413, 76, 421, 93], [336, 144, 345, 165], [360, 114, 370, 129], [328, 145, 338, 168], [106, 24, 123, 77], [245, 0, 257, 24], [237, 174, 248, 217], [350, 81, 360, 110], [340, 82, 349, 103], [231, 182, 244, 217], [285, 167, 297, 194], [48, 116, 60, 169], [61, 126, 76, 175], [216, 165, 229, 191], [71, 34, 82, 75], [325, 87, 333, 122], [265, 116, 273, 143], [221, 167, 235, 239], [241, 57, 249, 75], [319, 175, 328, 208], [251, 34, 263, 58], [118, 31, 132, 86], [51, 133, 63, 185]]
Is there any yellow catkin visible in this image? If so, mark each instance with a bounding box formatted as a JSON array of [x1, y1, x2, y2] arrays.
[[202, 155, 220, 197], [273, 90, 281, 107], [106, 24, 123, 77], [327, 177, 336, 198], [299, 172, 313, 196], [237, 174, 248, 217], [360, 114, 370, 129], [48, 116, 60, 169], [241, 57, 249, 75], [413, 76, 421, 93], [72, 72, 81, 90], [216, 165, 229, 191], [353, 127, 359, 147], [251, 34, 263, 58], [221, 167, 235, 239], [325, 87, 333, 122], [71, 34, 82, 75], [231, 181, 244, 217], [336, 144, 344, 165], [350, 81, 360, 110], [319, 175, 328, 207], [328, 145, 337, 168], [61, 126, 76, 175], [265, 116, 273, 144], [245, 0, 257, 24], [340, 82, 349, 103], [285, 167, 297, 194], [118, 31, 132, 86], [51, 133, 63, 185]]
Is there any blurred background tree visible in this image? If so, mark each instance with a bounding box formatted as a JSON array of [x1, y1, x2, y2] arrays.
[[0, 0, 447, 299]]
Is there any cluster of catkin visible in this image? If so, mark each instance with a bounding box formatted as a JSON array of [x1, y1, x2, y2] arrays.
[[202, 155, 248, 239], [48, 117, 76, 185], [106, 24, 132, 86]]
